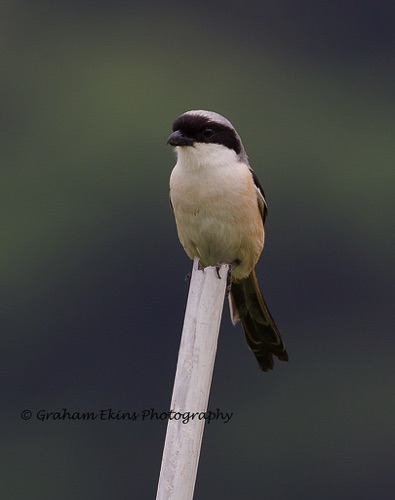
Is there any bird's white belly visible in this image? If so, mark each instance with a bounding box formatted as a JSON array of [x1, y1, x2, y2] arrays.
[[170, 159, 264, 280]]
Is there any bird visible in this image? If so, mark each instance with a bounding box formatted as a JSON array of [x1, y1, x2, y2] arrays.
[[167, 110, 288, 371]]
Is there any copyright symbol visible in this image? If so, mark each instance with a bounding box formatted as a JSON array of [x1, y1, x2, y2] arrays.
[[21, 410, 32, 420]]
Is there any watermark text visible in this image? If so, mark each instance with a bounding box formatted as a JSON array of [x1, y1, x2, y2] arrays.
[[20, 408, 233, 424]]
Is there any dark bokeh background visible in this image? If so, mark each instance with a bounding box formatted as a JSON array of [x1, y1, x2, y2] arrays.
[[2, 1, 394, 498]]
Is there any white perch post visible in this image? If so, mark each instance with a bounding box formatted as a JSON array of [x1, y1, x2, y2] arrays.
[[156, 258, 228, 500]]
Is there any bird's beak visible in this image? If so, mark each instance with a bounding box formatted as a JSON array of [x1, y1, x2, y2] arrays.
[[167, 130, 195, 147]]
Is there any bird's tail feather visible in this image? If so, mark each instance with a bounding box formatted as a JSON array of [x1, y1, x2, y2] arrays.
[[229, 271, 288, 371]]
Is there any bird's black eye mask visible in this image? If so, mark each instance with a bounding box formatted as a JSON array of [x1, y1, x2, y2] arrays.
[[172, 114, 242, 154]]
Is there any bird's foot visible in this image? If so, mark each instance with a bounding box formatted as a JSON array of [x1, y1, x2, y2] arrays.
[[215, 261, 240, 299], [186, 259, 205, 283], [215, 263, 223, 279]]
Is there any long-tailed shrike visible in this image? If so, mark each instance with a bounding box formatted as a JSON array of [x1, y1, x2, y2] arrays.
[[167, 110, 288, 371]]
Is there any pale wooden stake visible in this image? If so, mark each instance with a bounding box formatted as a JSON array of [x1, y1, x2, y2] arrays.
[[156, 258, 228, 500]]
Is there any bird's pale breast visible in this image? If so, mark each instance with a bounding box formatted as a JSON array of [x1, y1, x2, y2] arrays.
[[170, 158, 264, 281]]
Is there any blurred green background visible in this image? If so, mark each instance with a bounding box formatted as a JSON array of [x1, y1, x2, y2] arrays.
[[2, 1, 394, 498]]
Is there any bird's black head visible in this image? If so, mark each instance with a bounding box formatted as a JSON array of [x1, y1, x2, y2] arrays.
[[167, 110, 245, 157]]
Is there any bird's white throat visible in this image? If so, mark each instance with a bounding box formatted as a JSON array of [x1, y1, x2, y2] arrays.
[[175, 143, 239, 171]]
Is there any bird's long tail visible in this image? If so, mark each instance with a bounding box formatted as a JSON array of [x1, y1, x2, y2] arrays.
[[229, 270, 289, 371]]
